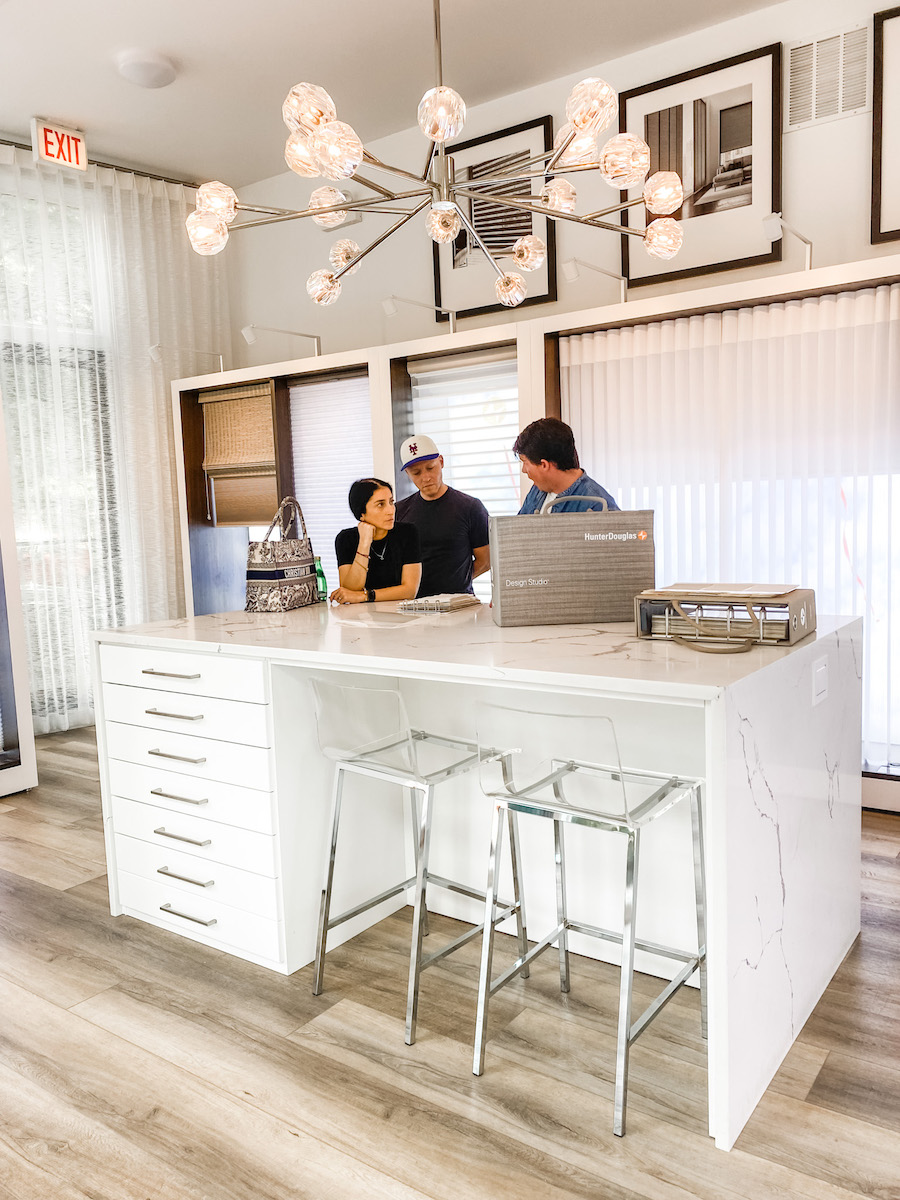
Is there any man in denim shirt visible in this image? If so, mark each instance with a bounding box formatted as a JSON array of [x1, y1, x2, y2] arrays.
[[514, 417, 619, 514]]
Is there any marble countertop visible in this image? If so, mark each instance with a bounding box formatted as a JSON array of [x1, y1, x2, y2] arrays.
[[93, 604, 861, 702]]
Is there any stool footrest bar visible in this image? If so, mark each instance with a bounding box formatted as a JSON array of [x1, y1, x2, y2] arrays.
[[488, 923, 566, 996], [630, 955, 702, 1042], [565, 918, 700, 964], [327, 877, 416, 929], [420, 901, 521, 970]]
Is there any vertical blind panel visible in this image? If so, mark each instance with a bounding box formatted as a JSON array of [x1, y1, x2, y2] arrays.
[[560, 285, 900, 771], [409, 355, 519, 600], [289, 374, 373, 593]]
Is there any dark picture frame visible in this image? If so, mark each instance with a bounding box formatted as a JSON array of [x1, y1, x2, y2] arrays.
[[872, 7, 900, 243], [432, 116, 557, 322], [619, 44, 782, 287]]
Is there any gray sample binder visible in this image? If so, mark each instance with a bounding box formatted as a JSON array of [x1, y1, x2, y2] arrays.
[[489, 501, 655, 627]]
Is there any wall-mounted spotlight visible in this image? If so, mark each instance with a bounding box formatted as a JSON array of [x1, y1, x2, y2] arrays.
[[382, 294, 458, 334], [148, 344, 224, 371], [561, 258, 627, 305], [240, 324, 321, 356], [761, 212, 813, 270]]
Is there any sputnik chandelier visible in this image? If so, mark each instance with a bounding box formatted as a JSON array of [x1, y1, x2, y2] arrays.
[[186, 0, 685, 311]]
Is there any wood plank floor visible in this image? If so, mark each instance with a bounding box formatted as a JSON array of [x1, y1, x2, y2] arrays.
[[0, 727, 898, 1199]]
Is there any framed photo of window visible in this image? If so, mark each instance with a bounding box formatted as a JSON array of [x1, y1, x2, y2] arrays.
[[432, 115, 557, 322], [872, 7, 900, 243], [618, 44, 782, 286]]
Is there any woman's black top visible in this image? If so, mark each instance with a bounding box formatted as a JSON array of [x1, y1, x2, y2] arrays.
[[334, 522, 421, 590]]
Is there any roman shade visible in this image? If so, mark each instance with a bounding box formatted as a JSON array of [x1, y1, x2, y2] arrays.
[[198, 380, 277, 525]]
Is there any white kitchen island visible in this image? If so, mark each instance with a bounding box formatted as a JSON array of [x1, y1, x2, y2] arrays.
[[91, 604, 862, 1150]]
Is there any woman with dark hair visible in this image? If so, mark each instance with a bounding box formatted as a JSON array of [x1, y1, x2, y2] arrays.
[[330, 477, 422, 604]]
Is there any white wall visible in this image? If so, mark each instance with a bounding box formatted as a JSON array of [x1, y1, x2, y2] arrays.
[[226, 0, 885, 366]]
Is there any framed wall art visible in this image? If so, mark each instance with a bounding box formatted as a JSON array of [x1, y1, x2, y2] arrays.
[[618, 44, 782, 287], [872, 6, 900, 243], [432, 116, 557, 321]]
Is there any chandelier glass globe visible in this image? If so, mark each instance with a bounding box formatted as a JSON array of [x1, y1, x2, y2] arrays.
[[309, 186, 349, 228], [565, 77, 618, 137], [283, 83, 336, 137], [195, 181, 238, 224], [306, 269, 342, 305], [540, 178, 577, 214], [597, 133, 651, 189], [185, 210, 229, 255], [310, 121, 364, 180], [417, 86, 466, 143], [643, 171, 684, 215], [495, 273, 527, 307], [553, 123, 597, 167], [644, 218, 684, 260], [512, 235, 546, 271], [329, 238, 362, 276], [426, 204, 461, 243], [284, 133, 320, 178]]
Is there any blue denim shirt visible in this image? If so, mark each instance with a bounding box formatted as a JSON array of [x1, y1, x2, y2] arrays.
[[518, 472, 620, 514]]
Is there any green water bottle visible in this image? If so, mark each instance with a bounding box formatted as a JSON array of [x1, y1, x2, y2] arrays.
[[315, 556, 327, 602]]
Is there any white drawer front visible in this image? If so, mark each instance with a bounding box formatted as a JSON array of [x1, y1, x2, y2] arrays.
[[114, 834, 281, 920], [102, 682, 271, 748], [118, 870, 282, 962], [107, 759, 275, 835], [111, 796, 277, 877], [99, 643, 266, 703], [105, 721, 272, 791]]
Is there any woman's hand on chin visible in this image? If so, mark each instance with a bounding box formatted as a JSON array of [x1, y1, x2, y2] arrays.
[[356, 520, 375, 550], [329, 587, 368, 605]]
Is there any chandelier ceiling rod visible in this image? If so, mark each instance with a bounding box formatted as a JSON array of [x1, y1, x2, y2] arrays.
[[185, 0, 688, 310]]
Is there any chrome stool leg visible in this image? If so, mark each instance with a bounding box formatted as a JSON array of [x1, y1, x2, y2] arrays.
[[313, 765, 346, 996], [405, 784, 435, 1046], [613, 829, 640, 1137], [506, 808, 529, 979], [554, 816, 571, 994], [690, 787, 708, 1040], [473, 800, 505, 1076], [408, 786, 429, 938]]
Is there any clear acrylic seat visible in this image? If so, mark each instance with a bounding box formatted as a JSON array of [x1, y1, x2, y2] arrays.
[[472, 699, 707, 1137], [310, 677, 528, 1044]]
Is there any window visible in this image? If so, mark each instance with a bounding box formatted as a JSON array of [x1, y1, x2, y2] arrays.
[[289, 373, 373, 593], [406, 350, 520, 599]]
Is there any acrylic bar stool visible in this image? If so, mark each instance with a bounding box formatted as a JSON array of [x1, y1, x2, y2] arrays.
[[471, 700, 706, 1137], [311, 678, 529, 1045]]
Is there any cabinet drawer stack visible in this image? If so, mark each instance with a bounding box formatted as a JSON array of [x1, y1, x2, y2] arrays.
[[98, 642, 285, 969]]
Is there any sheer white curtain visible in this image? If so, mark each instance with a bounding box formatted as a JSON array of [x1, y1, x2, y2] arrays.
[[0, 150, 230, 732], [562, 286, 900, 772]]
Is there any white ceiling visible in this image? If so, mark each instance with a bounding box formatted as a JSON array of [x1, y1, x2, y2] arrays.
[[0, 0, 784, 187]]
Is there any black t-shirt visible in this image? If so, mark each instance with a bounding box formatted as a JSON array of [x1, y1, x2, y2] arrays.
[[395, 486, 489, 597], [334, 522, 421, 591]]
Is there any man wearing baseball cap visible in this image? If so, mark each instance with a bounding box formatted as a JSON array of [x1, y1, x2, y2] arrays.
[[395, 434, 490, 597]]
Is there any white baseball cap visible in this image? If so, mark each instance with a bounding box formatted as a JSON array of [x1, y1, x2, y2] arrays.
[[400, 434, 440, 471]]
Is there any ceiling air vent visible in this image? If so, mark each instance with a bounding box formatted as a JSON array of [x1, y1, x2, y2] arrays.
[[785, 24, 870, 131]]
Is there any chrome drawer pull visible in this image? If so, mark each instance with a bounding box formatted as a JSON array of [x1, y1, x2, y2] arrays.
[[153, 826, 212, 847], [157, 866, 214, 888], [142, 668, 201, 680], [145, 707, 204, 721], [148, 749, 207, 765], [160, 902, 217, 927], [150, 787, 208, 806]]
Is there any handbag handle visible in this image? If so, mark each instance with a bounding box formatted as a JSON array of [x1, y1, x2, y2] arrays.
[[539, 494, 610, 514], [262, 496, 307, 543]]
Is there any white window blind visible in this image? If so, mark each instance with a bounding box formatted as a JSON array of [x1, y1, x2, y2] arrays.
[[289, 373, 373, 593], [408, 351, 519, 599], [560, 286, 900, 774]]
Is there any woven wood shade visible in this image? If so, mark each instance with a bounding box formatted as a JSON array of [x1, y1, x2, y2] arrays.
[[199, 381, 275, 476], [211, 473, 279, 526]]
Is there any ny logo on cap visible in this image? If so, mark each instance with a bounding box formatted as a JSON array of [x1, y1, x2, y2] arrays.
[[408, 442, 418, 455]]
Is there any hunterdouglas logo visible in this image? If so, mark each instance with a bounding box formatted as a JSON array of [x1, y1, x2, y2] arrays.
[[505, 577, 550, 588], [584, 530, 648, 542]]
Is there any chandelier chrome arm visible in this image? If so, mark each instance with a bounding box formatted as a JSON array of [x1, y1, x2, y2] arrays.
[[352, 172, 401, 201], [231, 188, 431, 231], [363, 150, 439, 189], [544, 127, 577, 175], [331, 199, 431, 281], [452, 187, 648, 238], [452, 203, 506, 282], [421, 142, 437, 182]]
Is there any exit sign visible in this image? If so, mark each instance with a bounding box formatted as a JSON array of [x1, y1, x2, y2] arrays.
[[31, 118, 88, 171]]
